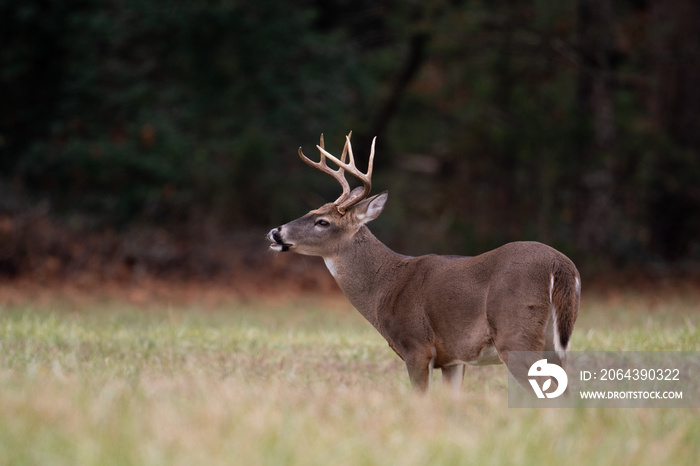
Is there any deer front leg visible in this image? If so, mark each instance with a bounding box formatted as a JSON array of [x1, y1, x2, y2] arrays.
[[442, 364, 465, 396], [404, 346, 437, 392]]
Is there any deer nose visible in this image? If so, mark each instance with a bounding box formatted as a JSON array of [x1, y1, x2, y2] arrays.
[[267, 227, 291, 252], [267, 227, 280, 243]]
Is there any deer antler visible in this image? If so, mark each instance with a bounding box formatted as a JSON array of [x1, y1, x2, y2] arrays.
[[299, 132, 376, 214], [298, 133, 351, 206]]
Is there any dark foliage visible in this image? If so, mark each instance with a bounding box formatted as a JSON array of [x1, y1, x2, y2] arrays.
[[1, 0, 698, 278]]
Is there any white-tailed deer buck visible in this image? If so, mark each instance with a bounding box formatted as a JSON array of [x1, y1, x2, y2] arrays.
[[268, 133, 581, 393]]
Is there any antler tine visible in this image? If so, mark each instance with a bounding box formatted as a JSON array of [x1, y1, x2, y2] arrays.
[[316, 134, 375, 214], [298, 134, 351, 205], [344, 131, 353, 166], [366, 136, 375, 180]]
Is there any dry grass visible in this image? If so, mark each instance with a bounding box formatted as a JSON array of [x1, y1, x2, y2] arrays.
[[0, 291, 698, 465]]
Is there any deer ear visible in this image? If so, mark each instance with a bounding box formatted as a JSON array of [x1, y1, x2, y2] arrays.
[[353, 191, 388, 225], [344, 186, 366, 207]]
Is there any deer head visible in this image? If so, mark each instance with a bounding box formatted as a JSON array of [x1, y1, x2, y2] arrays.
[[268, 133, 387, 257]]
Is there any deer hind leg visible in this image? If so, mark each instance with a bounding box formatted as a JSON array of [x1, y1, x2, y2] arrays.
[[490, 304, 549, 391], [495, 341, 545, 392]]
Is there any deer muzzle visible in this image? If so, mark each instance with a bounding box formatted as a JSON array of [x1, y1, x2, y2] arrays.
[[267, 227, 292, 252]]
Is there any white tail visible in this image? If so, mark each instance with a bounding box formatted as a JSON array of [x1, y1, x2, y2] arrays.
[[268, 133, 581, 393]]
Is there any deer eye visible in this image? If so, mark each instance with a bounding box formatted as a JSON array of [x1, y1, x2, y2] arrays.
[[315, 219, 330, 227]]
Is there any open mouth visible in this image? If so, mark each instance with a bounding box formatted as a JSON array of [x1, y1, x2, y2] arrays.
[[269, 242, 292, 252], [267, 229, 293, 252]]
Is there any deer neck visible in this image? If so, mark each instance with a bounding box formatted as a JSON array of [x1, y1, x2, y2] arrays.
[[323, 226, 405, 327]]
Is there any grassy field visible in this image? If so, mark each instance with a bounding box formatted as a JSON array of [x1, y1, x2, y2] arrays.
[[0, 290, 698, 465]]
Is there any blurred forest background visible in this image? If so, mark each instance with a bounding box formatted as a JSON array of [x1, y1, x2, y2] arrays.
[[1, 0, 699, 291]]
